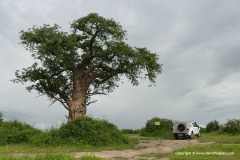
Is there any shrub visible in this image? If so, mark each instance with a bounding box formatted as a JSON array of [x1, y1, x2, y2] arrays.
[[0, 111, 3, 122], [30, 127, 61, 146], [0, 120, 42, 145], [34, 116, 129, 146], [0, 116, 129, 146], [59, 116, 129, 145], [223, 119, 240, 135], [206, 120, 220, 133], [200, 127, 206, 133], [141, 117, 173, 137], [121, 129, 143, 134]]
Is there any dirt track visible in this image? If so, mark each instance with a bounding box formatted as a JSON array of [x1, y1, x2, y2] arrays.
[[75, 136, 199, 160]]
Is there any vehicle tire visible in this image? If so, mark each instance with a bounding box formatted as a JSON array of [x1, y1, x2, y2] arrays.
[[197, 132, 201, 137], [189, 132, 194, 139], [177, 124, 185, 132], [174, 136, 178, 139]]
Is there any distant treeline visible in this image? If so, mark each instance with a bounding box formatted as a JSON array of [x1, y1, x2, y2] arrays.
[[205, 119, 240, 135]]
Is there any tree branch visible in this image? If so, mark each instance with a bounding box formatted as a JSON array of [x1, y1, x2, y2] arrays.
[[86, 99, 97, 106], [37, 91, 69, 111], [93, 68, 127, 79], [78, 24, 99, 70], [89, 24, 99, 54], [48, 93, 69, 111], [39, 73, 70, 103], [88, 91, 108, 96]]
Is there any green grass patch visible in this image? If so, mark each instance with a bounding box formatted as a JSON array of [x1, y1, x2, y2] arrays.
[[167, 133, 240, 159], [0, 133, 138, 155], [0, 135, 138, 154], [141, 131, 173, 139], [78, 155, 103, 160], [168, 143, 239, 160], [200, 132, 240, 144], [139, 152, 166, 158], [0, 142, 136, 154], [0, 154, 102, 160]]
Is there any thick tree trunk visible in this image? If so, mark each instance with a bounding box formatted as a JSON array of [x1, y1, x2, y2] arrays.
[[67, 95, 87, 122], [66, 67, 89, 122]]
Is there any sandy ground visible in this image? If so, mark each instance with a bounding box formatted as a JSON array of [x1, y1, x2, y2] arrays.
[[74, 136, 199, 160]]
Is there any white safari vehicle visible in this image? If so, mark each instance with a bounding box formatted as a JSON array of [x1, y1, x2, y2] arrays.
[[173, 121, 201, 139]]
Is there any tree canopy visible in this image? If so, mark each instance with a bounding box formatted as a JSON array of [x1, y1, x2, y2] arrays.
[[13, 13, 162, 120]]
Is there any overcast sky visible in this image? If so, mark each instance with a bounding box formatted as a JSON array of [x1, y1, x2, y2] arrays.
[[1, 0, 240, 130]]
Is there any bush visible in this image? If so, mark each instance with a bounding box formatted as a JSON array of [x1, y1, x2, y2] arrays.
[[0, 111, 3, 122], [206, 120, 220, 133], [0, 116, 129, 146], [141, 117, 173, 137], [30, 127, 61, 146], [121, 129, 143, 134], [223, 119, 240, 135], [34, 116, 129, 146], [0, 120, 42, 145], [200, 127, 206, 133]]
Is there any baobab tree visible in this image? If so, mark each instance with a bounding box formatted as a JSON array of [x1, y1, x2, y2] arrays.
[[13, 13, 162, 121]]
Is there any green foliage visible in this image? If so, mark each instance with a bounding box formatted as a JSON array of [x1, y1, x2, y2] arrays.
[[206, 120, 220, 133], [0, 111, 3, 122], [30, 128, 61, 146], [200, 127, 207, 133], [223, 119, 240, 135], [0, 120, 42, 145], [121, 129, 143, 134], [32, 116, 129, 146], [0, 116, 129, 147], [59, 116, 129, 146], [141, 117, 173, 137]]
